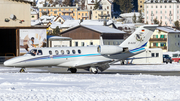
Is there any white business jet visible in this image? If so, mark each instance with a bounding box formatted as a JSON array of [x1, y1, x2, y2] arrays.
[[4, 25, 158, 74]]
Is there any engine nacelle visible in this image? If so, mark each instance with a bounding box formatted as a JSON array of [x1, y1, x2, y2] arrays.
[[97, 45, 124, 55]]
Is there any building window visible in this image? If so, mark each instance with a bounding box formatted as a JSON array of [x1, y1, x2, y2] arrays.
[[66, 50, 70, 54], [147, 11, 148, 14], [151, 53, 155, 57], [156, 53, 159, 57], [107, 11, 109, 14], [75, 42, 78, 46], [160, 35, 164, 38], [160, 11, 162, 14], [79, 13, 80, 15], [156, 6, 158, 8], [147, 6, 148, 8], [170, 6, 171, 8], [85, 13, 87, 16], [81, 42, 84, 46], [90, 42, 93, 45], [161, 16, 162, 19], [49, 51, 52, 55], [165, 11, 167, 13], [165, 6, 166, 8], [90, 6, 92, 9], [156, 35, 158, 38], [61, 50, 64, 54], [107, 6, 109, 9], [160, 6, 162, 8], [140, 1, 142, 3], [82, 13, 84, 16], [32, 16, 34, 18], [73, 13, 75, 16], [59, 9, 61, 11], [54, 11, 57, 14], [72, 50, 76, 54], [140, 5, 142, 8], [178, 5, 179, 8], [178, 11, 179, 14], [151, 6, 153, 8], [161, 43, 166, 46], [156, 11, 158, 14]]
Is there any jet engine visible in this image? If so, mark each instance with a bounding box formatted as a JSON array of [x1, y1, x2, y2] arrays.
[[97, 45, 124, 55]]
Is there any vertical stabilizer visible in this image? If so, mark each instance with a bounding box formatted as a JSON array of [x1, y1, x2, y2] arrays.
[[120, 25, 158, 53]]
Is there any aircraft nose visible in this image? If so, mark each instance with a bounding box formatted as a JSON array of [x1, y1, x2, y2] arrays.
[[4, 60, 13, 67]]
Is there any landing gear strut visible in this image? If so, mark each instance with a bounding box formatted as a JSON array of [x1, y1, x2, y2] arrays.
[[68, 68, 77, 73], [19, 67, 25, 73], [89, 67, 98, 74]]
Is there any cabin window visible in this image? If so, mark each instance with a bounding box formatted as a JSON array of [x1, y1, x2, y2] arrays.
[[66, 50, 70, 54], [156, 53, 159, 57], [151, 53, 155, 57], [61, 50, 64, 54], [90, 42, 93, 45], [55, 50, 59, 55], [72, 50, 76, 54], [49, 50, 52, 55], [37, 50, 43, 55], [78, 49, 81, 54]]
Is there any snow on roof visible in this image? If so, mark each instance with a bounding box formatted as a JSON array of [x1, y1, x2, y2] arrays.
[[61, 20, 80, 28], [50, 22, 62, 29], [82, 25, 126, 34], [61, 15, 74, 21], [157, 27, 180, 33], [115, 23, 135, 28], [145, 0, 177, 3], [81, 20, 113, 25], [120, 12, 141, 17], [31, 20, 41, 26], [49, 36, 72, 40], [87, 0, 101, 4]]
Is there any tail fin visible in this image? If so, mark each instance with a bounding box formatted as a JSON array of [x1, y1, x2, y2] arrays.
[[120, 25, 158, 52]]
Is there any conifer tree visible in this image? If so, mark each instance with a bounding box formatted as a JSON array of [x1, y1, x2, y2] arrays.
[[94, 0, 100, 10], [132, 13, 136, 23], [175, 20, 180, 30], [52, 26, 60, 35], [138, 10, 143, 23], [153, 18, 159, 24], [81, 0, 85, 10], [115, 0, 133, 13]]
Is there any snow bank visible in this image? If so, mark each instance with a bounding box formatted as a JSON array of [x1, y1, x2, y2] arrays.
[[0, 73, 180, 100]]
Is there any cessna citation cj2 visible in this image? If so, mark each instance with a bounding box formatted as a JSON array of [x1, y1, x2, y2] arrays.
[[4, 25, 158, 74]]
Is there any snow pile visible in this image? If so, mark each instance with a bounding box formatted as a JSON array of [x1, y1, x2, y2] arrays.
[[0, 73, 180, 100], [110, 62, 180, 71]]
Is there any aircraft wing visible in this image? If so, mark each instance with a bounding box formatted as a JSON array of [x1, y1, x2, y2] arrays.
[[57, 59, 113, 71]]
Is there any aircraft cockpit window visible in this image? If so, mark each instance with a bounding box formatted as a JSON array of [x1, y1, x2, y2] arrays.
[[61, 50, 64, 55], [55, 50, 59, 55], [29, 49, 37, 56], [37, 50, 43, 55], [66, 50, 70, 54], [72, 50, 76, 54], [49, 50, 52, 55], [78, 49, 81, 54]]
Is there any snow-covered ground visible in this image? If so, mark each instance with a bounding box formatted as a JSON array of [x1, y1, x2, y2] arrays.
[[0, 63, 180, 100], [110, 62, 180, 71], [0, 73, 180, 101]]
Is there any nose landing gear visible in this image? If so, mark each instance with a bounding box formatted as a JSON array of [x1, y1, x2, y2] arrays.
[[68, 68, 77, 73], [19, 67, 25, 73]]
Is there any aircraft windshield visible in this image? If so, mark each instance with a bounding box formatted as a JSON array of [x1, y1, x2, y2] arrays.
[[27, 49, 37, 56]]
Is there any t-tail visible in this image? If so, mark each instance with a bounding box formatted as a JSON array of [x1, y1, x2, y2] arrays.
[[120, 25, 158, 53]]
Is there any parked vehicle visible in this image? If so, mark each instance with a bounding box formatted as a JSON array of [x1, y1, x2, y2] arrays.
[[163, 54, 172, 64]]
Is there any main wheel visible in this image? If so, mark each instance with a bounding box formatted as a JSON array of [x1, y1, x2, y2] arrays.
[[89, 67, 98, 74], [70, 68, 77, 73], [19, 68, 25, 73]]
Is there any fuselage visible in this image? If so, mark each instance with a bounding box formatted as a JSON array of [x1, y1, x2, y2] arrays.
[[3, 45, 141, 68]]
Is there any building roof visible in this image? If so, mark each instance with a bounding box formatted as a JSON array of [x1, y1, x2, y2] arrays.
[[157, 27, 180, 33], [50, 22, 62, 29], [61, 15, 74, 21], [145, 0, 178, 3], [81, 20, 113, 26], [61, 25, 126, 34], [82, 25, 126, 34], [61, 20, 80, 28], [120, 12, 141, 17]]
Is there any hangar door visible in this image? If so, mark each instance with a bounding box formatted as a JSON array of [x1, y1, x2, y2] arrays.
[[0, 29, 16, 56]]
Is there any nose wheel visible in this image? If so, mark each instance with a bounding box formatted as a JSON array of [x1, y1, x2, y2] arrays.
[[19, 68, 25, 73], [68, 68, 77, 73]]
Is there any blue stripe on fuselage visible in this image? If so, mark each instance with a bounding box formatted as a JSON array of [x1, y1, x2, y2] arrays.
[[129, 42, 147, 53]]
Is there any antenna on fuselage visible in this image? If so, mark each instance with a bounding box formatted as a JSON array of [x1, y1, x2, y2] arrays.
[[100, 36, 104, 45]]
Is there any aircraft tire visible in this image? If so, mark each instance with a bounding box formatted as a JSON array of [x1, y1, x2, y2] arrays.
[[70, 68, 77, 73], [20, 68, 25, 73]]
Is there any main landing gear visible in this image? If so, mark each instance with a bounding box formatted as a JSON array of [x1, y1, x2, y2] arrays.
[[68, 68, 77, 73], [89, 67, 98, 74], [19, 67, 26, 73]]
